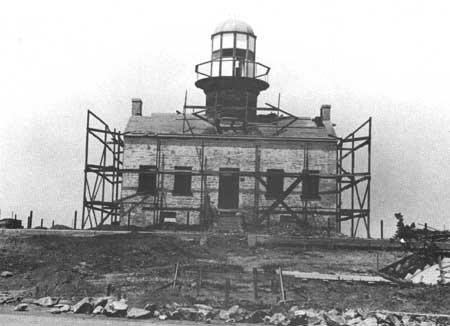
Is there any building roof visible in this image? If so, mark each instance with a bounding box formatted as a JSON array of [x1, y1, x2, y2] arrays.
[[214, 19, 255, 35], [124, 113, 337, 141]]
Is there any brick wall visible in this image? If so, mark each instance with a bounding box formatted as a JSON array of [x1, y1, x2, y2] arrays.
[[121, 136, 337, 229]]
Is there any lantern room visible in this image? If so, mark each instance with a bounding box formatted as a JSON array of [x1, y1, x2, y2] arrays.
[[195, 19, 271, 121], [210, 19, 257, 78]]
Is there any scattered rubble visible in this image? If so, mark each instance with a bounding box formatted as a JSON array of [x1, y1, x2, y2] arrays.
[[7, 295, 448, 326]]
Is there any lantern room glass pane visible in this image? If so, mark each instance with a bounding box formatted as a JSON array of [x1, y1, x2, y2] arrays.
[[236, 33, 247, 49], [212, 61, 220, 76], [212, 35, 221, 51], [221, 60, 233, 76], [247, 62, 255, 78], [222, 33, 234, 48], [249, 36, 256, 52]]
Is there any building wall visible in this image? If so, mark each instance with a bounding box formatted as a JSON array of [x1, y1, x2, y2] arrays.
[[121, 136, 337, 228]]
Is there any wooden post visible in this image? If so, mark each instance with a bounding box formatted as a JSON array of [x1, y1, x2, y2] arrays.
[[225, 278, 230, 307], [380, 220, 384, 239], [253, 267, 258, 300], [376, 253, 379, 271], [196, 267, 202, 296], [73, 211, 78, 230], [106, 283, 112, 296], [438, 255, 445, 285], [52, 220, 55, 228], [28, 210, 33, 229], [127, 212, 131, 229], [279, 266, 286, 301], [14, 214, 17, 220], [172, 263, 179, 289], [40, 218, 43, 228], [327, 218, 331, 237], [187, 211, 190, 225]]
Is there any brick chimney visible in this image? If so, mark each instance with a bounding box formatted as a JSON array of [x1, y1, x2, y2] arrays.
[[132, 98, 143, 116], [320, 105, 331, 121]]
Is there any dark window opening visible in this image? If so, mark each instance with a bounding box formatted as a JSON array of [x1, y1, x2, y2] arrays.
[[138, 165, 156, 194], [266, 169, 284, 199], [302, 170, 320, 200], [173, 166, 192, 196]]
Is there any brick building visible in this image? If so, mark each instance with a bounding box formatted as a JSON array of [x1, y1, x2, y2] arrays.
[[119, 19, 341, 231]]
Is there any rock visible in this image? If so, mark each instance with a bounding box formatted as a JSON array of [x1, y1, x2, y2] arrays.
[[323, 312, 346, 326], [347, 317, 363, 325], [72, 297, 93, 314], [194, 304, 213, 311], [420, 322, 436, 326], [92, 306, 104, 315], [177, 307, 202, 321], [243, 310, 268, 323], [158, 313, 168, 320], [112, 300, 128, 311], [269, 312, 287, 325], [34, 296, 56, 307], [93, 297, 110, 308], [307, 315, 326, 326], [343, 309, 357, 319], [386, 315, 402, 326], [58, 304, 71, 313], [49, 308, 62, 314], [219, 305, 245, 321], [361, 317, 378, 326], [144, 303, 158, 313], [375, 312, 387, 321], [13, 303, 28, 311], [103, 300, 127, 317], [57, 299, 72, 305], [127, 307, 153, 319], [1, 271, 13, 278]]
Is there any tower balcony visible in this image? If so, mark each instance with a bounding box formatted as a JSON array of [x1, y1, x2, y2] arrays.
[[195, 58, 270, 83]]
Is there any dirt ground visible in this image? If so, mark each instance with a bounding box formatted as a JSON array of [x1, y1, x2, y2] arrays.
[[1, 232, 449, 314]]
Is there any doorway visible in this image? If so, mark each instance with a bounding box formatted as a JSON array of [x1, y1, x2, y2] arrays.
[[218, 168, 239, 209]]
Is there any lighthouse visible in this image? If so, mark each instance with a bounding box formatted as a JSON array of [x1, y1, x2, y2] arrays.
[[195, 19, 270, 122]]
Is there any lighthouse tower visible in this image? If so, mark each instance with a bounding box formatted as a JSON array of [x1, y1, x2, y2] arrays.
[[195, 19, 270, 122]]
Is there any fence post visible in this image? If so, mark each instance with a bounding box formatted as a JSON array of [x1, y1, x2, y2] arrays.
[[279, 266, 286, 301], [196, 267, 202, 296], [327, 218, 331, 237], [253, 267, 258, 300], [225, 278, 230, 307], [74, 211, 78, 230], [172, 263, 179, 289], [380, 220, 384, 239], [28, 210, 33, 229], [40, 218, 43, 228], [376, 253, 379, 271]]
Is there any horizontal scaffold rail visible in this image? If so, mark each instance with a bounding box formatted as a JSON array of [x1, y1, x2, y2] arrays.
[[119, 168, 369, 179]]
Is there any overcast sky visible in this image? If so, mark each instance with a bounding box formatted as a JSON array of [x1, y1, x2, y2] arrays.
[[1, 0, 449, 236]]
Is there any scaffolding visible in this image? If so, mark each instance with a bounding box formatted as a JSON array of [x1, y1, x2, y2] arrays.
[[82, 110, 123, 229], [336, 118, 372, 237], [81, 105, 372, 237]]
